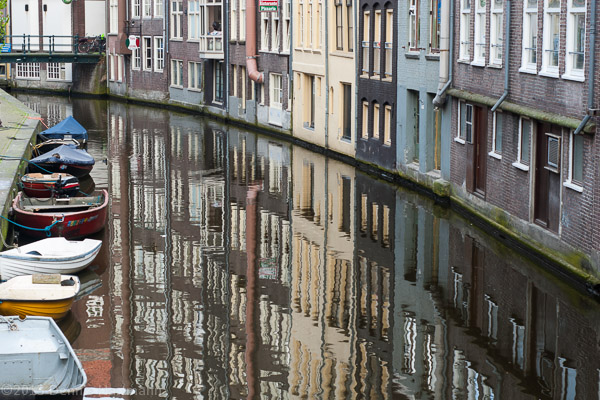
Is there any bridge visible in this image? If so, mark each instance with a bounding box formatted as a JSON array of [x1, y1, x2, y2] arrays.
[[0, 35, 104, 64]]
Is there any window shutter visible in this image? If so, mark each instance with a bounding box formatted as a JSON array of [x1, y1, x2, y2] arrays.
[[547, 136, 560, 169]]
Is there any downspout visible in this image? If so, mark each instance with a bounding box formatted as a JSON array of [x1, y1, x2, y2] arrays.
[[246, 0, 264, 83], [574, 0, 596, 134], [324, 0, 329, 148], [432, 0, 454, 107], [491, 0, 511, 112]]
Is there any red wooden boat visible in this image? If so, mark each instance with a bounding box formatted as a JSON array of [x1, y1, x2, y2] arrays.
[[20, 173, 80, 198], [11, 190, 108, 239]]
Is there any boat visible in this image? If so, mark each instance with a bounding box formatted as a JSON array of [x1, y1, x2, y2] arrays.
[[32, 138, 83, 156], [0, 237, 102, 280], [11, 189, 109, 239], [38, 115, 88, 144], [28, 144, 95, 178], [20, 172, 80, 198], [0, 274, 81, 320], [0, 315, 87, 395]]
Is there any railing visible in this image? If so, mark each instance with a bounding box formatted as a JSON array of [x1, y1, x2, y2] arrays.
[[0, 35, 104, 55]]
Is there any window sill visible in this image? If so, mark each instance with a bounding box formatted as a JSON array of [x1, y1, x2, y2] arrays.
[[561, 73, 585, 82], [488, 63, 502, 69], [512, 161, 530, 172], [170, 38, 184, 42], [425, 53, 440, 61], [405, 52, 420, 59], [360, 74, 370, 79], [170, 85, 183, 89], [488, 151, 502, 160], [563, 180, 583, 193], [470, 60, 485, 67], [154, 69, 164, 73], [518, 66, 538, 75], [330, 51, 354, 59], [370, 74, 382, 80], [382, 77, 393, 83], [303, 122, 315, 131], [454, 137, 466, 145], [457, 59, 471, 64], [539, 69, 559, 79], [188, 87, 202, 92]]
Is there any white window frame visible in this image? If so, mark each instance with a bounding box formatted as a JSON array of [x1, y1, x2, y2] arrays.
[[188, 61, 202, 90], [373, 102, 380, 139], [373, 10, 381, 75], [118, 55, 123, 81], [429, 0, 441, 53], [272, 10, 280, 51], [109, 54, 115, 81], [143, 0, 151, 17], [188, 0, 201, 40], [154, 36, 164, 72], [143, 36, 152, 71], [384, 104, 392, 146], [489, 0, 503, 66], [214, 61, 224, 104], [408, 0, 419, 52], [564, 130, 584, 192], [520, 0, 538, 72], [109, 0, 118, 33], [270, 73, 282, 109], [261, 12, 270, 51], [473, 0, 486, 65], [513, 117, 532, 171], [198, 0, 224, 53], [171, 59, 183, 87], [459, 0, 471, 61], [240, 0, 246, 41], [231, 0, 238, 40], [132, 47, 141, 70], [132, 0, 141, 18], [47, 63, 65, 81], [563, 0, 586, 81], [283, 0, 291, 52], [16, 63, 41, 79], [455, 100, 466, 143], [541, 0, 560, 77], [385, 9, 393, 77], [155, 0, 164, 17], [170, 0, 183, 39], [361, 11, 370, 75], [297, 0, 304, 47], [489, 110, 502, 159], [362, 101, 369, 139]]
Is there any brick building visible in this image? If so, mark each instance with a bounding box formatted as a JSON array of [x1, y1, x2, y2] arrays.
[[356, 0, 397, 171], [448, 0, 600, 275]]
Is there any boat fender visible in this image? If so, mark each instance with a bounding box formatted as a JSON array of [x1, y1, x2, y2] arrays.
[[61, 278, 76, 286]]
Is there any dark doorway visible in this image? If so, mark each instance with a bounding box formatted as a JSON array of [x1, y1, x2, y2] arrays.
[[465, 104, 487, 196], [534, 123, 561, 233]]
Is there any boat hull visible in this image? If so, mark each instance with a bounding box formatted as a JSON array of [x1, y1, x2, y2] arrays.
[[21, 173, 80, 198], [0, 298, 74, 320], [28, 162, 93, 178], [12, 190, 108, 239]]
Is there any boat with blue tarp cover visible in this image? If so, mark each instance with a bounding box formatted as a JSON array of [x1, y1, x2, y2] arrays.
[[28, 144, 95, 178], [38, 115, 88, 143]]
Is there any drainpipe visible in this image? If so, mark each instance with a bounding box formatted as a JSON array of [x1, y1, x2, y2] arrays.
[[574, 0, 596, 134], [324, 0, 329, 148], [432, 0, 454, 107], [491, 0, 511, 112], [246, 0, 264, 83]]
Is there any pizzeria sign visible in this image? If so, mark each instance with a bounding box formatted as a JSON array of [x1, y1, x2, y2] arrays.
[[259, 0, 278, 11]]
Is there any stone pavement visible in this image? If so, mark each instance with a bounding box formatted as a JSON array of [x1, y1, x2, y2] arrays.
[[0, 89, 41, 247]]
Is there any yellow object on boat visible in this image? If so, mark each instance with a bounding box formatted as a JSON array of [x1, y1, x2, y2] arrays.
[[0, 298, 75, 320]]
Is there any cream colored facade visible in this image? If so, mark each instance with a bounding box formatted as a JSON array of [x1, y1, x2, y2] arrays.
[[292, 0, 327, 147], [327, 0, 355, 157]]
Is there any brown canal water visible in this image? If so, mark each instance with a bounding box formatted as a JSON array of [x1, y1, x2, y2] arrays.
[[14, 94, 600, 400]]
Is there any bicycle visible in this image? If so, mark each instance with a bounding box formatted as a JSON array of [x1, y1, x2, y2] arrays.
[[77, 35, 106, 53]]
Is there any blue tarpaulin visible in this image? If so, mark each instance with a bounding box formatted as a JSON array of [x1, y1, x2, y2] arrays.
[[30, 144, 95, 167], [39, 116, 88, 141]]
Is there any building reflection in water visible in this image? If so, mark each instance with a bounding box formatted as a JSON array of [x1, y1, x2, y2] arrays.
[[15, 95, 600, 399]]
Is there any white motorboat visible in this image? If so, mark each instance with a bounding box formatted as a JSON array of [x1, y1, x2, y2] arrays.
[[0, 237, 102, 280], [0, 315, 87, 395]]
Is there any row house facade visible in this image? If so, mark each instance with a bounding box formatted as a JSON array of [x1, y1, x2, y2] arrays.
[[447, 0, 600, 274], [357, 0, 397, 171]]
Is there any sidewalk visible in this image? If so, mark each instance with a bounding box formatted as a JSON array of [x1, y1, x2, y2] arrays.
[[0, 89, 41, 247]]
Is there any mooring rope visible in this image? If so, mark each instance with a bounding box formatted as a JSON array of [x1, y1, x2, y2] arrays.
[[0, 155, 54, 174], [0, 215, 63, 237]]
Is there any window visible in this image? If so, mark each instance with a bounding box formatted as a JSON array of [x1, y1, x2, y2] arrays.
[[261, 12, 270, 51], [362, 11, 370, 74], [317, 0, 323, 49], [241, 66, 247, 109], [132, 48, 141, 70], [490, 111, 502, 157], [231, 0, 238, 40], [459, 0, 471, 60], [270, 73, 282, 109], [373, 102, 380, 139], [214, 61, 224, 103], [47, 63, 66, 80], [373, 10, 381, 75], [565, 131, 583, 190], [132, 0, 141, 18], [474, 0, 486, 64], [385, 9, 393, 77], [384, 105, 392, 145], [515, 117, 532, 168], [408, 0, 419, 51], [199, 0, 223, 53], [458, 101, 473, 142], [171, 0, 183, 39], [240, 0, 246, 41], [283, 0, 291, 51], [298, 0, 304, 46], [143, 37, 152, 70], [347, 0, 354, 51], [522, 0, 538, 71], [565, 0, 586, 79], [109, 54, 115, 81], [335, 0, 343, 50], [155, 0, 163, 17], [154, 37, 164, 71], [490, 0, 503, 65], [171, 59, 183, 87], [118, 55, 123, 81], [109, 0, 118, 33], [308, 1, 313, 47], [189, 61, 202, 89], [342, 83, 352, 140], [304, 75, 316, 129], [232, 65, 238, 97], [430, 0, 441, 53], [189, 0, 201, 39], [362, 101, 369, 138], [542, 0, 560, 75], [143, 0, 151, 17]]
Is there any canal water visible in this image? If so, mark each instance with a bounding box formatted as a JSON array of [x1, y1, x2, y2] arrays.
[[14, 94, 600, 400]]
